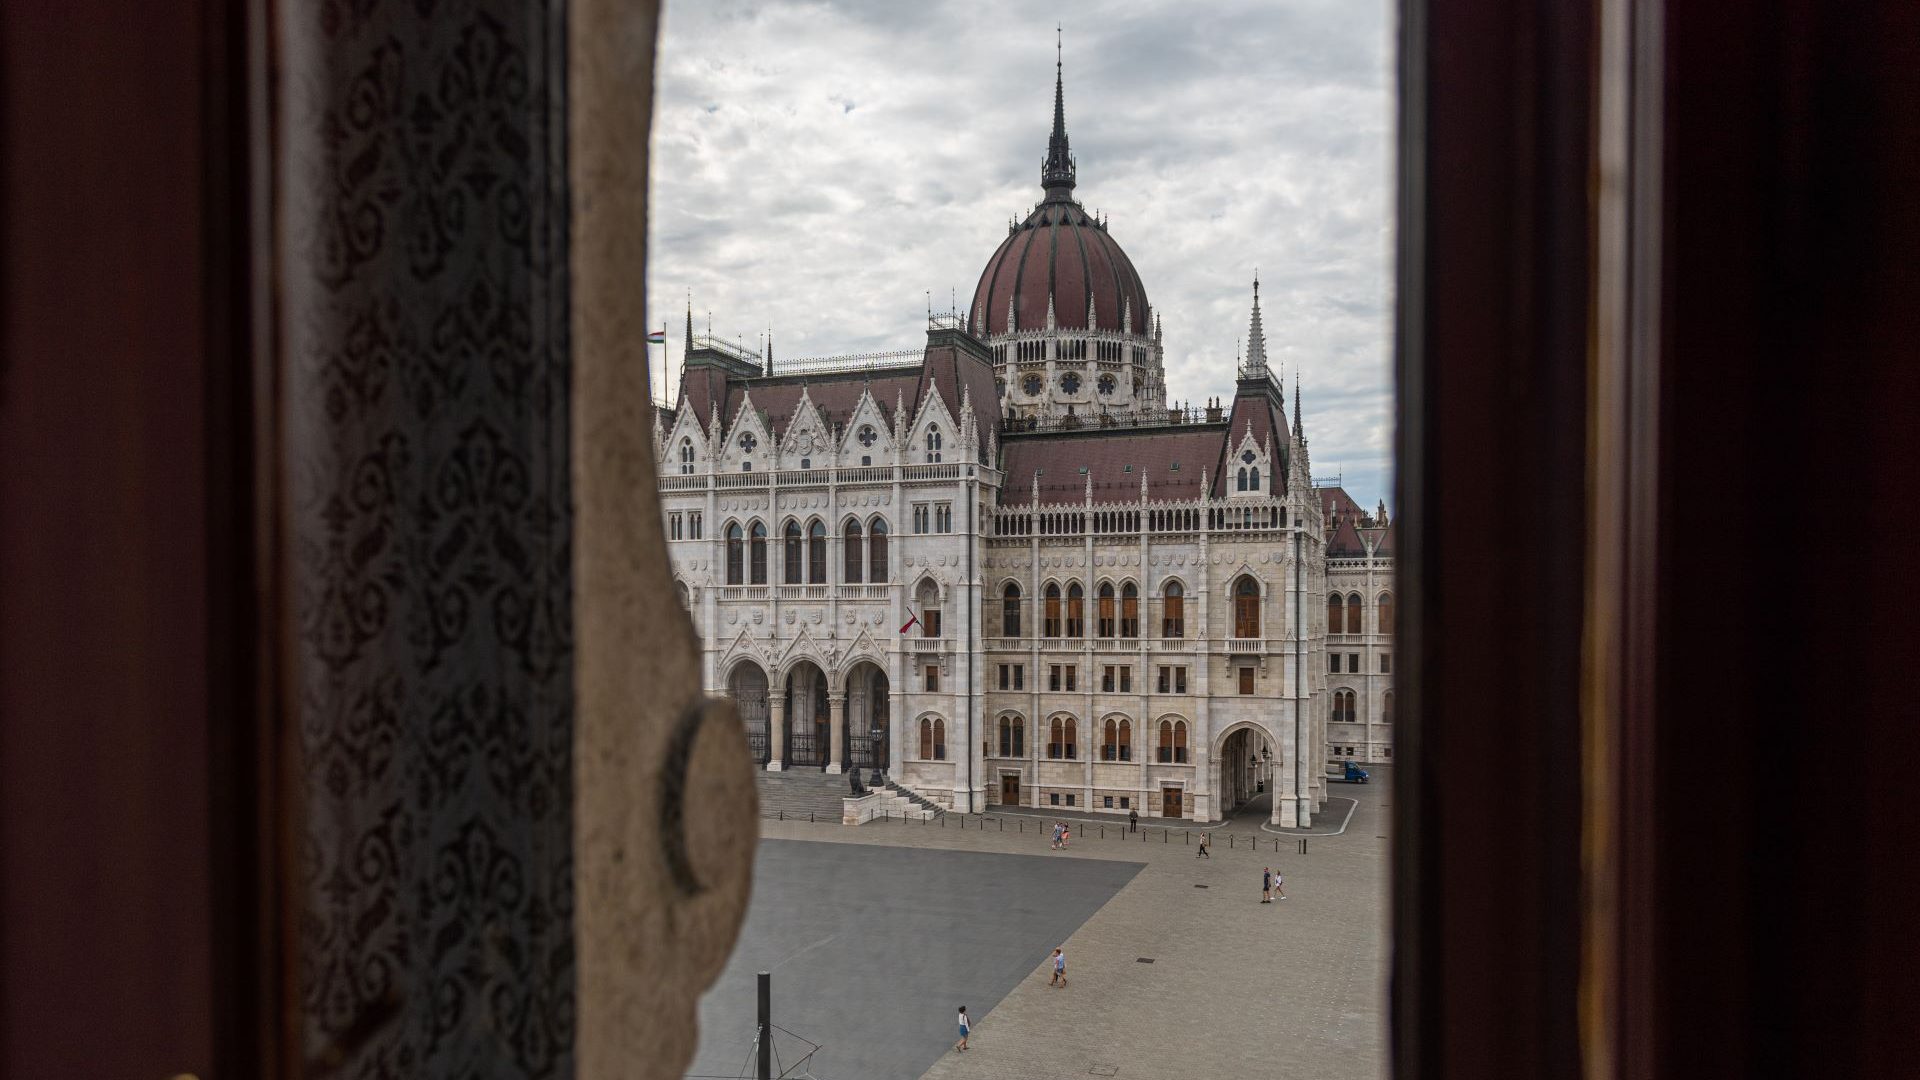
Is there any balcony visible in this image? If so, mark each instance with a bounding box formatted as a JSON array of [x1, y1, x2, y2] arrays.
[[774, 585, 829, 600], [1226, 638, 1264, 654], [836, 584, 890, 601], [717, 585, 769, 601], [909, 637, 946, 655]]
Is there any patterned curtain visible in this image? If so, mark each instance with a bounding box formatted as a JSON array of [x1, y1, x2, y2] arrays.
[[281, 2, 574, 1076]]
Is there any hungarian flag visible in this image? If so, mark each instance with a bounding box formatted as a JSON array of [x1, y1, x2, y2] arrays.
[[645, 329, 666, 344], [899, 606, 919, 635]]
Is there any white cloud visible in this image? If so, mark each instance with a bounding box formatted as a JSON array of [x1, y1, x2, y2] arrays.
[[647, 0, 1396, 508]]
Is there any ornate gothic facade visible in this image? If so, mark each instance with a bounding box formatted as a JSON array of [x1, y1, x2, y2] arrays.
[[654, 57, 1394, 823]]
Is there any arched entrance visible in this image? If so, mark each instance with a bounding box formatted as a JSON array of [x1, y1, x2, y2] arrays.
[[1216, 722, 1277, 817], [843, 660, 890, 775], [728, 660, 771, 766], [783, 660, 831, 769]]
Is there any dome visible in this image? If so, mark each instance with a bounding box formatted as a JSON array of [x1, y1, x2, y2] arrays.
[[968, 43, 1150, 339], [970, 201, 1151, 338]]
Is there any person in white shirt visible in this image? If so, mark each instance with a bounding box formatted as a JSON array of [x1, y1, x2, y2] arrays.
[[954, 1005, 971, 1051]]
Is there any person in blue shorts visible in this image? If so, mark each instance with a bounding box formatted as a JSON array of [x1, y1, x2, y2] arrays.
[[954, 1006, 970, 1052], [1049, 947, 1068, 987]]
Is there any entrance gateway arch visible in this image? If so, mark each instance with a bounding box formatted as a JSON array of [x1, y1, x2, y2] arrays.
[[1214, 720, 1283, 825]]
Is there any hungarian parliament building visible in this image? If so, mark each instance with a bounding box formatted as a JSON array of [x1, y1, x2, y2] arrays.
[[653, 60, 1394, 824]]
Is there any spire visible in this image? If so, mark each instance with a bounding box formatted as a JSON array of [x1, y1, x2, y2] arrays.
[[1041, 26, 1077, 201], [684, 294, 694, 353], [1243, 274, 1270, 377], [1293, 371, 1304, 439]]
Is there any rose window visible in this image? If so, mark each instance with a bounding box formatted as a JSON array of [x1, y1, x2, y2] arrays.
[[1097, 373, 1116, 396], [1023, 373, 1043, 395], [1061, 372, 1081, 394]]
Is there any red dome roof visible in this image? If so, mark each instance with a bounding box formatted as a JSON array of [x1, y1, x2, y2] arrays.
[[970, 200, 1151, 338]]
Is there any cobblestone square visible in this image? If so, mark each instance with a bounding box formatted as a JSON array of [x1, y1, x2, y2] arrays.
[[691, 768, 1390, 1080]]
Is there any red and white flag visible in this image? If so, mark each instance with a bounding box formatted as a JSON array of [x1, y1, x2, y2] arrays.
[[899, 605, 919, 635]]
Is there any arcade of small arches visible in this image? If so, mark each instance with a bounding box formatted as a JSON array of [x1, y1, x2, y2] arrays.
[[1329, 688, 1394, 725], [996, 573, 1264, 640], [1328, 590, 1394, 635], [721, 514, 892, 586]]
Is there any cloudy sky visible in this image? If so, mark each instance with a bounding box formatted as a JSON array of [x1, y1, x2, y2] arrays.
[[647, 0, 1397, 509]]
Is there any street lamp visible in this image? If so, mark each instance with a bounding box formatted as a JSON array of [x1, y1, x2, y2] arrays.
[[869, 726, 886, 789]]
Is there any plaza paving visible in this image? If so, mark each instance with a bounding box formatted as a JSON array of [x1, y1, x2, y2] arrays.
[[687, 768, 1392, 1080]]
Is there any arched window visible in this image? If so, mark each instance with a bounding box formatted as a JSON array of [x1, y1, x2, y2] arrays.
[[868, 518, 888, 583], [1378, 592, 1394, 636], [1234, 576, 1260, 638], [1158, 720, 1174, 763], [1118, 718, 1132, 761], [1121, 582, 1139, 638], [1249, 466, 1260, 491], [1066, 582, 1085, 638], [1159, 720, 1188, 763], [1097, 582, 1116, 638], [915, 578, 942, 638], [1002, 583, 1022, 637], [749, 522, 768, 584], [1330, 690, 1358, 725], [933, 718, 946, 760], [679, 438, 695, 474], [1162, 580, 1185, 638], [998, 715, 1025, 757], [1237, 467, 1248, 491], [1103, 718, 1132, 761], [726, 523, 744, 585], [843, 519, 863, 583], [920, 717, 933, 759], [1329, 593, 1345, 634], [1383, 691, 1395, 723], [925, 424, 942, 463], [1044, 583, 1062, 638], [1346, 592, 1363, 634], [1048, 716, 1077, 760], [808, 520, 827, 583], [783, 521, 803, 583]]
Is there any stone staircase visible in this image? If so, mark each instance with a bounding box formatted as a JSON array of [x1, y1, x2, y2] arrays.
[[754, 769, 938, 824], [754, 769, 851, 823], [881, 781, 947, 818]]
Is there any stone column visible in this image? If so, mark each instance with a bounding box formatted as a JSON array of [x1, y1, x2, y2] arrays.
[[827, 692, 846, 774], [768, 694, 786, 772]]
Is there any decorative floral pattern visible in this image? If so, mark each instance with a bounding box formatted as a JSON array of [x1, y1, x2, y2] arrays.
[[285, 2, 573, 1077]]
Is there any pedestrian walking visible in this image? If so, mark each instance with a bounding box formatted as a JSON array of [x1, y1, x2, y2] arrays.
[[954, 1006, 971, 1051], [1262, 867, 1273, 903], [1197, 831, 1211, 859], [1061, 823, 1071, 848], [1274, 868, 1287, 899], [1049, 947, 1068, 988], [1129, 808, 1139, 833]]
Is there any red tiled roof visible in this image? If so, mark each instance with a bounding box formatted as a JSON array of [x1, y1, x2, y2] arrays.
[[1373, 521, 1395, 556], [999, 424, 1229, 506], [1317, 485, 1366, 521], [691, 335, 1002, 442], [1214, 388, 1291, 497], [1328, 513, 1367, 555]]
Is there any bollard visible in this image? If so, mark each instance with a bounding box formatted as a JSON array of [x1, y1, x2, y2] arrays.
[[1100, 826, 1105, 839], [1229, 835, 1234, 849], [779, 810, 784, 822], [810, 811, 814, 823], [999, 818, 1004, 831]]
